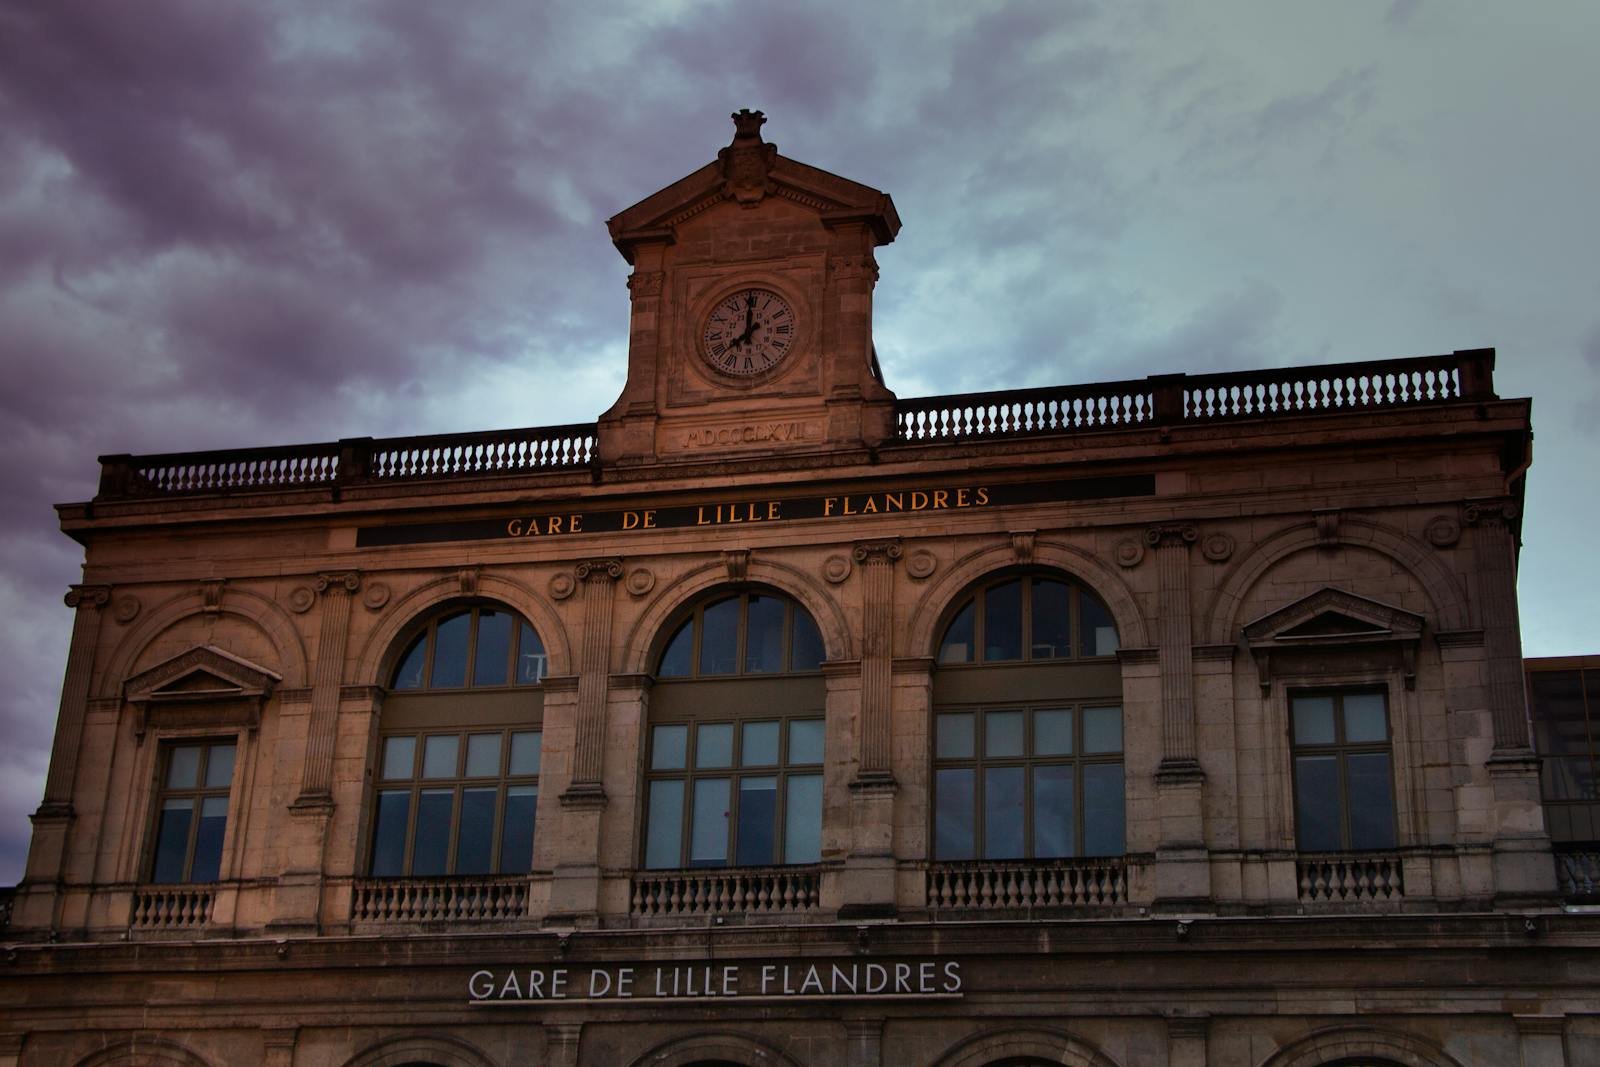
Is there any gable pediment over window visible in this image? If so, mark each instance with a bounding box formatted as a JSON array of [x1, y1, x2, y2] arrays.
[[125, 645, 281, 738], [1242, 588, 1424, 693]]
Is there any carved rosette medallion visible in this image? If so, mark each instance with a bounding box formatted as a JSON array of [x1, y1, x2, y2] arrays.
[[1114, 538, 1145, 568], [625, 567, 656, 598], [362, 582, 391, 611], [823, 555, 853, 584], [906, 550, 937, 580], [112, 593, 142, 624], [1201, 532, 1235, 563], [1424, 515, 1462, 547], [287, 585, 316, 614], [548, 573, 577, 601]]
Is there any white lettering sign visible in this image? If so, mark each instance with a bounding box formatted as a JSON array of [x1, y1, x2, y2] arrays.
[[469, 960, 962, 1004]]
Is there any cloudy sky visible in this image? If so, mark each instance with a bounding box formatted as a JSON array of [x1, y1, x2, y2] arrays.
[[1, 1, 1597, 884]]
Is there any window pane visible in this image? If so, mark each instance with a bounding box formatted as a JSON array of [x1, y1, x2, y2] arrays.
[[1292, 695, 1337, 745], [1294, 755, 1341, 851], [382, 736, 416, 780], [935, 768, 976, 860], [1531, 670, 1588, 755], [651, 724, 688, 770], [1082, 762, 1125, 856], [167, 746, 201, 789], [1083, 706, 1123, 754], [473, 609, 512, 686], [791, 608, 825, 671], [984, 766, 1025, 859], [190, 795, 229, 883], [698, 598, 739, 676], [465, 734, 501, 777], [657, 620, 693, 678], [644, 779, 685, 869], [1033, 765, 1076, 857], [370, 791, 410, 877], [500, 786, 537, 874], [696, 723, 734, 768], [984, 580, 1023, 661], [936, 712, 974, 759], [422, 735, 459, 779], [412, 789, 453, 876], [736, 776, 778, 866], [1031, 579, 1070, 660], [509, 731, 541, 776], [789, 719, 824, 765], [938, 601, 975, 664], [1034, 709, 1073, 755], [742, 721, 780, 766], [517, 623, 547, 684], [1346, 752, 1397, 849], [204, 744, 236, 789], [1343, 693, 1388, 743], [690, 778, 730, 866], [1543, 755, 1597, 802], [151, 799, 193, 883], [430, 612, 470, 688], [744, 594, 785, 674], [784, 774, 823, 864], [985, 710, 1025, 758], [1080, 592, 1119, 657], [393, 633, 427, 690], [455, 787, 496, 875]]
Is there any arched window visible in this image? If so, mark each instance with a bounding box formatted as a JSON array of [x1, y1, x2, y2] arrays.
[[932, 573, 1124, 861], [643, 590, 827, 869], [370, 604, 546, 878]]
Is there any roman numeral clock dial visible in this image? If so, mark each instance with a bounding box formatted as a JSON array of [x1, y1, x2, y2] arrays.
[[700, 287, 796, 378]]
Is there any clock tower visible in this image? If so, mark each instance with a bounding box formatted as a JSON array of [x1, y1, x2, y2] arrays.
[[599, 110, 901, 466]]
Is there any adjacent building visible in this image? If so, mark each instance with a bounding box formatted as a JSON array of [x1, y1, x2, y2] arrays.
[[3, 112, 1594, 1067]]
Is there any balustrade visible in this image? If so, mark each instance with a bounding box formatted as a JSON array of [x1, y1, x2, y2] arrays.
[[1296, 852, 1405, 903], [1556, 847, 1600, 901], [351, 877, 530, 923], [129, 887, 214, 930], [926, 858, 1127, 910], [631, 866, 821, 919]]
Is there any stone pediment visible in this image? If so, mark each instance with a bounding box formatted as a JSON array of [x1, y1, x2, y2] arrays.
[[126, 645, 281, 724], [1242, 588, 1424, 692]]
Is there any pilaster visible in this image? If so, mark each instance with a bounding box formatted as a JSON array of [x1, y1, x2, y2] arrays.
[[841, 540, 899, 918], [843, 1015, 885, 1067], [297, 571, 359, 800]]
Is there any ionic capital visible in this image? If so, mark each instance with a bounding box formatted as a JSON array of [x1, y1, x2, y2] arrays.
[[64, 584, 112, 610], [314, 571, 361, 595], [1145, 523, 1198, 549]]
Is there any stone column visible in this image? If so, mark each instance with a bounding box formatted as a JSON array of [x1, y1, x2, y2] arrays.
[[549, 559, 620, 925], [1465, 501, 1558, 903], [844, 1016, 885, 1067], [1147, 524, 1210, 909], [842, 540, 899, 919]]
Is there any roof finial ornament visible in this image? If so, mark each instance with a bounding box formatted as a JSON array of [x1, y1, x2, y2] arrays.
[[719, 108, 778, 206]]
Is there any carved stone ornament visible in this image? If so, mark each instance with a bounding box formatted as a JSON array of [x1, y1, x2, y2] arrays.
[[125, 644, 282, 741], [457, 566, 480, 597], [626, 270, 664, 297], [1241, 586, 1425, 694], [906, 550, 938, 580], [575, 558, 624, 583], [823, 555, 853, 584], [549, 573, 577, 601], [362, 581, 391, 611], [64, 584, 111, 610], [1114, 538, 1146, 568], [200, 579, 226, 612], [828, 253, 880, 283], [718, 108, 778, 205], [1201, 532, 1235, 563], [1144, 524, 1198, 549], [1424, 515, 1462, 548], [1465, 500, 1518, 527], [1314, 509, 1341, 548], [287, 584, 316, 614], [314, 572, 360, 595], [722, 549, 751, 582], [112, 593, 142, 624], [625, 567, 656, 597], [852, 540, 903, 565], [1010, 531, 1036, 566]]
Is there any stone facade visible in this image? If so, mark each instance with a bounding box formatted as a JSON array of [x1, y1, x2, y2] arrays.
[[2, 113, 1593, 1067]]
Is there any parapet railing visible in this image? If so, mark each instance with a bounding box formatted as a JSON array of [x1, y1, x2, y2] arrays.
[[92, 350, 1494, 499], [630, 866, 821, 918], [1555, 846, 1600, 903], [926, 857, 1128, 910], [894, 348, 1494, 442], [351, 876, 530, 923], [1296, 851, 1405, 903], [97, 423, 598, 499], [129, 886, 214, 930]]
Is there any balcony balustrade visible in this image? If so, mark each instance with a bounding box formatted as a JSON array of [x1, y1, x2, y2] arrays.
[[129, 886, 214, 930], [926, 858, 1128, 911], [630, 866, 821, 920], [1296, 852, 1405, 904], [351, 877, 530, 924]]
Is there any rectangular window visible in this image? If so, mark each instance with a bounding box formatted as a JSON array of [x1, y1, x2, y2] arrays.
[[370, 728, 541, 877], [1290, 689, 1397, 851], [149, 740, 236, 884]]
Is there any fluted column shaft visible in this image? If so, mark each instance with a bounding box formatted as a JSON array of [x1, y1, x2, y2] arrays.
[[1467, 502, 1534, 751], [1149, 525, 1199, 771], [570, 558, 621, 790], [298, 572, 358, 800], [854, 541, 900, 778], [40, 584, 111, 811]]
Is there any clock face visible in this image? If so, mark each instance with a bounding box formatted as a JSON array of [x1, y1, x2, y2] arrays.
[[700, 287, 797, 377]]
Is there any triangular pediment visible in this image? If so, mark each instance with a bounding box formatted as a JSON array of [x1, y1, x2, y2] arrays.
[[1243, 588, 1424, 646], [126, 644, 281, 705]]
